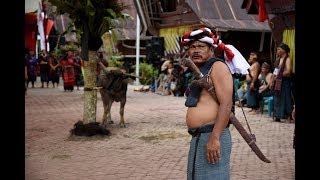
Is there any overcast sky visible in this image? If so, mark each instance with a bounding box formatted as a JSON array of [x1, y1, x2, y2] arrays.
[[25, 0, 39, 13]]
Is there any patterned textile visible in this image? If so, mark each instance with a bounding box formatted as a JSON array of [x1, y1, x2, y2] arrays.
[[187, 128, 231, 180], [62, 66, 75, 87], [273, 77, 293, 119], [182, 27, 216, 47]]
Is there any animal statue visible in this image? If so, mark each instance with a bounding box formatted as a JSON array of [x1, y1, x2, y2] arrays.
[[97, 67, 129, 128]]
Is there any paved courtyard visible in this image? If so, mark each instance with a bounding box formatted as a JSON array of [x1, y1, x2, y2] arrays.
[[25, 81, 295, 180]]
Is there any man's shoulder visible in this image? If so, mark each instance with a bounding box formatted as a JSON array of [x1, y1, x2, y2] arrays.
[[210, 57, 228, 67], [210, 60, 232, 75], [208, 57, 226, 67], [252, 62, 260, 69], [210, 57, 225, 63]]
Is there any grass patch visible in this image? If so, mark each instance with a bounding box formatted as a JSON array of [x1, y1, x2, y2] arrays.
[[139, 131, 189, 143], [51, 154, 71, 160]]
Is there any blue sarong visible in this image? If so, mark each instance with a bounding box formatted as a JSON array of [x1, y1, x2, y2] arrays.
[[246, 80, 259, 109], [274, 77, 293, 119], [187, 127, 231, 180]]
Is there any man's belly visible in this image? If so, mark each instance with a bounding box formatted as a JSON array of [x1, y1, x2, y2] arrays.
[[186, 102, 219, 128]]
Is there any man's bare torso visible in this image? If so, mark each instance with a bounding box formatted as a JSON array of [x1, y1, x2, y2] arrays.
[[246, 62, 259, 81], [186, 88, 219, 128]]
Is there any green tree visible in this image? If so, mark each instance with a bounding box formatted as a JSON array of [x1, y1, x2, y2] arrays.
[[47, 0, 129, 124], [133, 63, 159, 85]]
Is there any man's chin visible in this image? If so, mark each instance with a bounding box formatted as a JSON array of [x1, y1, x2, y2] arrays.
[[192, 58, 205, 63], [193, 60, 205, 66]]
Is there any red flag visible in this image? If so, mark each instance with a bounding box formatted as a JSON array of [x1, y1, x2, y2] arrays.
[[45, 19, 54, 37], [25, 13, 37, 52], [258, 0, 268, 22]]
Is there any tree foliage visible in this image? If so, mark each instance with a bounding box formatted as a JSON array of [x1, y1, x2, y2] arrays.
[[133, 63, 159, 85], [47, 0, 129, 58]]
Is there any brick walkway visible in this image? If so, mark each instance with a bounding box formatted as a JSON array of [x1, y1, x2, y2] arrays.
[[25, 81, 295, 180]]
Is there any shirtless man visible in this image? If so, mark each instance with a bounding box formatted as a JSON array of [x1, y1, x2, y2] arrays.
[[246, 52, 261, 113], [182, 27, 234, 180]]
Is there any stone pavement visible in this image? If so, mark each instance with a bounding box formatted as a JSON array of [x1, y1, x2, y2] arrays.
[[25, 81, 295, 180]]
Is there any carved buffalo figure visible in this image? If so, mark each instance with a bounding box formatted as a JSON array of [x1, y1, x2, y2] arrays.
[[97, 67, 129, 128]]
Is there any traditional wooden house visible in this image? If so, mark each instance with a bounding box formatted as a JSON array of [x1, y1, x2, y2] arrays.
[[40, 0, 277, 72], [126, 0, 273, 66], [241, 0, 295, 71]]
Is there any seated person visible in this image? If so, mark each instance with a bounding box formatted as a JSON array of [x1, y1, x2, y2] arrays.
[[257, 62, 274, 101], [235, 82, 247, 107], [253, 62, 274, 114]]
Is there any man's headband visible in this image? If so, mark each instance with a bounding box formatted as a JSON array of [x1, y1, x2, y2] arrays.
[[181, 27, 235, 62], [181, 27, 217, 46]]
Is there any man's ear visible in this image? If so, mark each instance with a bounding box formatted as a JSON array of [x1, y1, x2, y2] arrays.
[[210, 46, 214, 52], [210, 47, 215, 54]]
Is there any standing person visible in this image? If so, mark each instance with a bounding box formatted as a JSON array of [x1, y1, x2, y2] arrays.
[[25, 50, 38, 88], [25, 62, 28, 95], [272, 43, 294, 123], [73, 50, 82, 90], [245, 52, 261, 114], [38, 50, 50, 88], [48, 52, 61, 88], [60, 50, 76, 91], [182, 27, 234, 180]]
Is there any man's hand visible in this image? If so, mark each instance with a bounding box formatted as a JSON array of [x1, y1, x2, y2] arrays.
[[206, 136, 221, 164]]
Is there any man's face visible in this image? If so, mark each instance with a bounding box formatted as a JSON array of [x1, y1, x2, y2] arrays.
[[276, 47, 286, 56], [187, 41, 213, 66], [261, 67, 269, 73], [248, 53, 257, 64]]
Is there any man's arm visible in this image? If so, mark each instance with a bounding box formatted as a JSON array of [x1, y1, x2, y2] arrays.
[[265, 73, 273, 89], [250, 63, 260, 89], [283, 57, 292, 77], [210, 61, 233, 139], [206, 61, 233, 164]]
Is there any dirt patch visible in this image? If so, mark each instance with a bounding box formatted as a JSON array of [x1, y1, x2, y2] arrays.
[[138, 130, 189, 143], [119, 146, 134, 150], [66, 134, 110, 141]]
